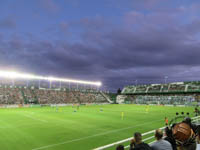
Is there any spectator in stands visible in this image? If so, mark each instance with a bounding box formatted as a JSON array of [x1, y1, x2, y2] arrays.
[[116, 145, 124, 150], [151, 129, 172, 150], [164, 127, 177, 150], [130, 132, 152, 150]]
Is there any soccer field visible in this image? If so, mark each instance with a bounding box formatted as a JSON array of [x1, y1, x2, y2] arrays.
[[0, 104, 194, 150]]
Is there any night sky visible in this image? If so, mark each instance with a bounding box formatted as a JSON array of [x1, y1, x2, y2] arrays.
[[0, 0, 200, 91]]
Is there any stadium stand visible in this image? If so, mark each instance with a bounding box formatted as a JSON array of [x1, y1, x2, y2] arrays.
[[161, 84, 170, 92], [0, 85, 110, 104], [0, 86, 24, 104], [135, 85, 147, 93], [119, 81, 200, 104], [148, 84, 162, 93], [134, 95, 195, 105], [122, 81, 200, 94]]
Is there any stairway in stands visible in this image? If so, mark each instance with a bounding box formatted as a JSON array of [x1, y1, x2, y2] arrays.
[[100, 92, 113, 103]]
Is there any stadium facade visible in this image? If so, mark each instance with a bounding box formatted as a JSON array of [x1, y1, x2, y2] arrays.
[[117, 81, 200, 105]]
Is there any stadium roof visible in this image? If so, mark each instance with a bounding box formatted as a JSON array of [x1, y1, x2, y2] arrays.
[[0, 70, 102, 86]]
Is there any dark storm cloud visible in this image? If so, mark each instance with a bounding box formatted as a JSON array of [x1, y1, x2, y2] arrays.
[[0, 33, 3, 41], [38, 0, 60, 14], [1, 3, 200, 91], [0, 18, 16, 29]]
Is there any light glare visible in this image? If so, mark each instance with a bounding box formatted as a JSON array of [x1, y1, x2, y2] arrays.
[[0, 70, 102, 86]]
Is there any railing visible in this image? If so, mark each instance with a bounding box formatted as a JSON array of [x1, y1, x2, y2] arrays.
[[93, 116, 200, 150]]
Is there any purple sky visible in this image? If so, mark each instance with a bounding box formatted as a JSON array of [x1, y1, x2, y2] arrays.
[[0, 0, 200, 91]]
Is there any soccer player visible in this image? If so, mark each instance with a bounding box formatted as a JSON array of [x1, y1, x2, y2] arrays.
[[100, 108, 103, 112], [145, 105, 149, 113], [121, 111, 124, 120], [56, 105, 58, 112]]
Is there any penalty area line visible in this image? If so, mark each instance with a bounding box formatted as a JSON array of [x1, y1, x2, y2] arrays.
[[32, 119, 163, 150]]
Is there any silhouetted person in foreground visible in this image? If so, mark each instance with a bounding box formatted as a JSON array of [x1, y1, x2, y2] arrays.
[[130, 132, 152, 150], [151, 129, 172, 150], [164, 127, 177, 150], [116, 145, 124, 150]]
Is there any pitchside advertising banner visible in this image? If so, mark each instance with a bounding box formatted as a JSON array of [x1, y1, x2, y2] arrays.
[[2, 105, 19, 108], [0, 103, 111, 108], [0, 104, 36, 108]]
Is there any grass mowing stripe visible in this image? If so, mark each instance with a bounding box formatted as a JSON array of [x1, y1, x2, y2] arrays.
[[0, 104, 194, 150], [0, 122, 45, 129], [21, 114, 48, 123], [32, 118, 163, 150]]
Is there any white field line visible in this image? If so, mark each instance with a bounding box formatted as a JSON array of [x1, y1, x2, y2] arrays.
[[32, 119, 163, 150], [21, 114, 48, 123]]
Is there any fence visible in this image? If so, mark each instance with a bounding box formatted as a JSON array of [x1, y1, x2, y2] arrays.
[[93, 116, 200, 150]]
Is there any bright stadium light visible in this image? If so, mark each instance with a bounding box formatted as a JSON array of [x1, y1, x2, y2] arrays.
[[46, 76, 102, 86], [0, 70, 102, 86]]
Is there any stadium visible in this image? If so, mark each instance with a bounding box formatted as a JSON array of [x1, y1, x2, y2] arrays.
[[0, 70, 200, 150], [1, 0, 200, 150]]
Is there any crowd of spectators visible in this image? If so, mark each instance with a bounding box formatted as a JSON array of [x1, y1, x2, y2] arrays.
[[0, 86, 108, 104], [116, 117, 200, 150], [33, 89, 107, 104], [0, 86, 23, 104], [135, 95, 195, 105]]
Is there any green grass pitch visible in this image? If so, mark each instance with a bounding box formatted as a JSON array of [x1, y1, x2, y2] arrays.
[[0, 104, 195, 150]]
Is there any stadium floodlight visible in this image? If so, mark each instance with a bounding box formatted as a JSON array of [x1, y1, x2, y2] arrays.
[[0, 70, 102, 86]]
